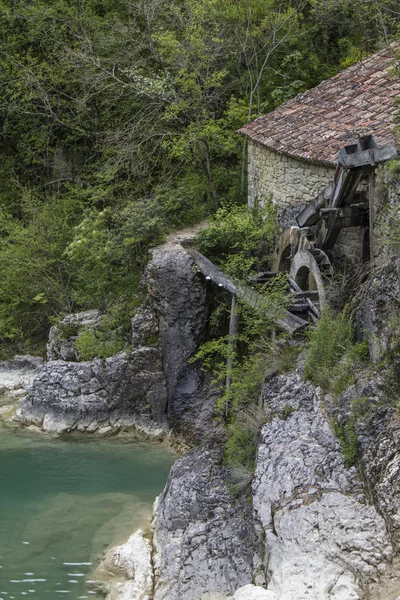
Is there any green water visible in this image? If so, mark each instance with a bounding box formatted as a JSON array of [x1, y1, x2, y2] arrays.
[[0, 425, 175, 600]]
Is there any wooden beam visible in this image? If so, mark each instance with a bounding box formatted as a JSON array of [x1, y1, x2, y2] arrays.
[[296, 184, 333, 227], [296, 144, 396, 232], [294, 290, 319, 298], [341, 144, 397, 170], [225, 295, 239, 418], [320, 205, 369, 228], [289, 277, 320, 318], [187, 248, 308, 334], [318, 167, 363, 250]]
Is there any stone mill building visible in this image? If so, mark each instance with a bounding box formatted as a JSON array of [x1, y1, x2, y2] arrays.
[[239, 43, 400, 265]]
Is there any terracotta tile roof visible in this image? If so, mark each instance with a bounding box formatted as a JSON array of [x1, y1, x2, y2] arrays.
[[238, 43, 400, 165]]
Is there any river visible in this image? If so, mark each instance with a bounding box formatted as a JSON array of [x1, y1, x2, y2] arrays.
[[0, 425, 175, 599]]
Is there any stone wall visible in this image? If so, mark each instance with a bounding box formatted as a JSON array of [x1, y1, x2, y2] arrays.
[[333, 228, 364, 265], [247, 140, 334, 213], [370, 164, 395, 263], [247, 139, 388, 265]]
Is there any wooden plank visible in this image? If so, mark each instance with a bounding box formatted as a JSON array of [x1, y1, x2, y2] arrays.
[[320, 205, 369, 228], [294, 290, 319, 298], [341, 144, 397, 170], [318, 168, 362, 250], [296, 144, 396, 232], [289, 277, 320, 318], [296, 183, 333, 227], [289, 303, 310, 313], [187, 248, 308, 334]]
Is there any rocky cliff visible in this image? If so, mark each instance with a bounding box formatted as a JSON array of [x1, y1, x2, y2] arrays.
[[95, 368, 400, 600], [3, 240, 400, 599], [10, 241, 219, 441], [95, 254, 400, 599], [252, 373, 393, 599]]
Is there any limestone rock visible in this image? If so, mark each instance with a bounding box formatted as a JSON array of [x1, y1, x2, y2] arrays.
[[15, 351, 167, 436], [146, 243, 220, 443], [95, 529, 153, 600], [232, 585, 277, 600], [356, 259, 400, 361], [328, 373, 400, 552], [152, 447, 256, 600], [0, 355, 44, 418], [131, 306, 159, 347], [46, 309, 101, 361], [253, 372, 392, 600]]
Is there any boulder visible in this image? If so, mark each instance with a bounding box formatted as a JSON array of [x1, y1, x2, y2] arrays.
[[131, 306, 159, 347], [0, 354, 44, 416], [146, 243, 221, 443], [47, 309, 101, 361], [232, 585, 277, 600], [152, 447, 256, 600], [326, 372, 400, 552], [252, 372, 392, 599], [15, 350, 167, 436], [94, 529, 153, 600], [356, 259, 400, 362]]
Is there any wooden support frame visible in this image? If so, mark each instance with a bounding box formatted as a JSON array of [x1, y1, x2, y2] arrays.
[[225, 295, 239, 417], [187, 248, 308, 334]]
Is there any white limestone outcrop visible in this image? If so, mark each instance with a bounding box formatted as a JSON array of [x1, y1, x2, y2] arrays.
[[95, 529, 153, 600]]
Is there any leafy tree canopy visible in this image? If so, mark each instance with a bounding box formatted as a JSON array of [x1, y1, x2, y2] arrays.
[[0, 0, 398, 355]]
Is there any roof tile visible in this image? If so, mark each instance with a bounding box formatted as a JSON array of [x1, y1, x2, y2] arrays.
[[239, 43, 400, 165]]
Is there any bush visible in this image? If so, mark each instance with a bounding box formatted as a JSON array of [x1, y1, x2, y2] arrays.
[[303, 306, 368, 395], [225, 422, 255, 471], [351, 396, 370, 420], [57, 322, 80, 340], [334, 420, 358, 468], [74, 329, 124, 361], [0, 191, 82, 357], [225, 405, 269, 471], [196, 202, 279, 279]]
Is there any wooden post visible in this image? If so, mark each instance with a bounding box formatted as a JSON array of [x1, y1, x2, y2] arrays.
[[225, 295, 240, 419]]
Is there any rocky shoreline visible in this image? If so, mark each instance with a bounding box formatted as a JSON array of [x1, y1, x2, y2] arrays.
[[1, 241, 400, 599]]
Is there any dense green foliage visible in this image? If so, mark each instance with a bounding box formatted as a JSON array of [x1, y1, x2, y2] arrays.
[[0, 0, 399, 355], [303, 307, 368, 396], [196, 203, 279, 278], [334, 420, 359, 468]]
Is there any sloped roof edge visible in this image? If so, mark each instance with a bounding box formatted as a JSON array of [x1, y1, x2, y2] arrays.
[[239, 42, 400, 165]]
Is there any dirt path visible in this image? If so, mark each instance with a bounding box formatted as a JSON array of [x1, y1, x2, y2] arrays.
[[165, 220, 209, 245]]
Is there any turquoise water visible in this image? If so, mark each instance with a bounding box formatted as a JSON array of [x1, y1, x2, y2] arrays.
[[0, 426, 175, 600]]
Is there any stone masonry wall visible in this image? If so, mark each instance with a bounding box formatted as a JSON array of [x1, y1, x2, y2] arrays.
[[248, 139, 334, 213], [248, 139, 372, 264], [370, 164, 393, 263]]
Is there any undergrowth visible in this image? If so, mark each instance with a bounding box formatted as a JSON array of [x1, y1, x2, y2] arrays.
[[334, 420, 359, 468], [303, 306, 368, 396]]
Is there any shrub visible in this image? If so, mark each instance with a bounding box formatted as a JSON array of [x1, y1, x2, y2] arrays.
[[351, 396, 370, 420], [225, 405, 269, 471], [74, 329, 124, 361], [334, 420, 358, 468], [195, 202, 279, 279], [228, 466, 254, 496], [57, 322, 80, 340], [225, 422, 255, 471], [304, 306, 368, 395]]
